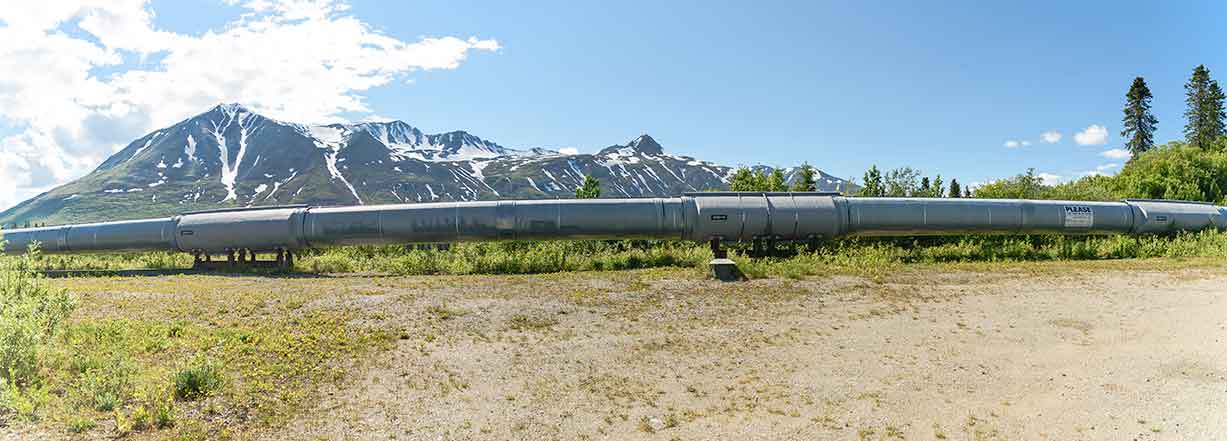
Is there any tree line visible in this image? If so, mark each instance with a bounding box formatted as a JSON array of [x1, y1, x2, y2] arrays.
[[1121, 64, 1226, 156], [850, 64, 1227, 201], [857, 166, 966, 198], [967, 65, 1227, 203]]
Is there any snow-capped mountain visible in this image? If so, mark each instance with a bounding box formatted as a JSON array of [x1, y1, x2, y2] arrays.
[[0, 104, 856, 225]]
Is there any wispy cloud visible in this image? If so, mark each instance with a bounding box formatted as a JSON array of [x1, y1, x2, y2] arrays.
[[1100, 149, 1131, 160], [1037, 172, 1062, 186], [1041, 131, 1062, 144], [1074, 125, 1109, 146], [1004, 139, 1031, 148], [1079, 163, 1121, 178]]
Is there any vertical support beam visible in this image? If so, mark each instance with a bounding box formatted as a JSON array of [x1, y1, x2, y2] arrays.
[[710, 238, 727, 259]]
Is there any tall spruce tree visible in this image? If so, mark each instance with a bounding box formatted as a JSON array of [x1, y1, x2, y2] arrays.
[[1184, 65, 1227, 148], [931, 175, 944, 198], [948, 179, 962, 198], [792, 163, 818, 191], [1121, 76, 1158, 156], [919, 177, 931, 198], [1214, 80, 1227, 146], [860, 165, 884, 197], [766, 168, 788, 192]]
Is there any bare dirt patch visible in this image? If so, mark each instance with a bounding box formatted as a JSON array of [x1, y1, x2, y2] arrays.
[[262, 264, 1227, 440]]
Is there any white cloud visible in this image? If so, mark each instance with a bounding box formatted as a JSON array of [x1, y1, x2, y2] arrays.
[[1100, 148, 1131, 160], [1074, 125, 1109, 146], [1004, 139, 1030, 148], [558, 147, 579, 156], [0, 0, 500, 211], [1041, 131, 1062, 144], [1079, 163, 1121, 178], [1037, 173, 1062, 186]]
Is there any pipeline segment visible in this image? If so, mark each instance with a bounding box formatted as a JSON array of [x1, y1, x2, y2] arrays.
[[3, 193, 1227, 255]]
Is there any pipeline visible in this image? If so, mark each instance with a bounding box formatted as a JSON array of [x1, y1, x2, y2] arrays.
[[3, 192, 1226, 257]]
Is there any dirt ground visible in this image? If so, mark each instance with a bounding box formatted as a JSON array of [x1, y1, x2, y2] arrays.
[[10, 262, 1227, 440], [260, 264, 1227, 441]]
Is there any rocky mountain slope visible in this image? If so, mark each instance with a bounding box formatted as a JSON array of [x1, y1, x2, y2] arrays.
[[0, 104, 855, 225]]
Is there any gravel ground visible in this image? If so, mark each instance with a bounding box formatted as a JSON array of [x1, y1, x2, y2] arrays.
[[260, 265, 1227, 440]]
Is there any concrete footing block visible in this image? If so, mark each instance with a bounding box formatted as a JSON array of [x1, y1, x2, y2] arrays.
[[709, 258, 746, 282]]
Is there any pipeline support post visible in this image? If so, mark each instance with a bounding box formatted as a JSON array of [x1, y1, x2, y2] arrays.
[[190, 248, 295, 271], [708, 238, 745, 282]]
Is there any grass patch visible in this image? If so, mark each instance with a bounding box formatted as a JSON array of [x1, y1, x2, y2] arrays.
[[10, 231, 1227, 280], [173, 357, 225, 401], [0, 260, 398, 438], [508, 314, 559, 331]]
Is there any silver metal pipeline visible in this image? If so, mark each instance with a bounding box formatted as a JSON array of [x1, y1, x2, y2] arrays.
[[3, 192, 1226, 255]]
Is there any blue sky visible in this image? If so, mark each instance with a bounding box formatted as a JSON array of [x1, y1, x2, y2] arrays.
[[2, 0, 1226, 209], [298, 0, 1225, 183]]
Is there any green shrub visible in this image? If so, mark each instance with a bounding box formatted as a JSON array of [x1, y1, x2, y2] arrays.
[[74, 355, 138, 411], [173, 358, 225, 401], [0, 244, 77, 399], [1114, 141, 1227, 203]]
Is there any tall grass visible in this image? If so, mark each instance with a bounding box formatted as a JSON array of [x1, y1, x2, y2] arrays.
[[0, 244, 79, 417], [296, 240, 712, 275], [4, 232, 1227, 278], [737, 231, 1227, 279], [298, 232, 1227, 278]]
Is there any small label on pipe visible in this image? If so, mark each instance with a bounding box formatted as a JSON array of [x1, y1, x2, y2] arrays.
[[1063, 206, 1094, 228]]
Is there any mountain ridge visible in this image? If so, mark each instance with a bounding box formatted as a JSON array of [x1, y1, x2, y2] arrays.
[[0, 104, 856, 226]]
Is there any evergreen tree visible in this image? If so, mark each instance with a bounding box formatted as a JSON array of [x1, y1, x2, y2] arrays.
[[1121, 76, 1158, 156], [860, 165, 884, 197], [919, 177, 931, 197], [792, 163, 818, 192], [729, 167, 761, 191], [575, 175, 602, 199], [948, 178, 962, 198], [963, 187, 971, 198], [766, 168, 788, 192], [1184, 65, 1227, 149], [931, 174, 944, 198], [1214, 80, 1227, 147]]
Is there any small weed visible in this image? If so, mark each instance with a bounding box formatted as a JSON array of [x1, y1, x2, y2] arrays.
[[508, 314, 559, 331], [427, 304, 468, 321], [173, 358, 225, 401], [66, 415, 96, 433]]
